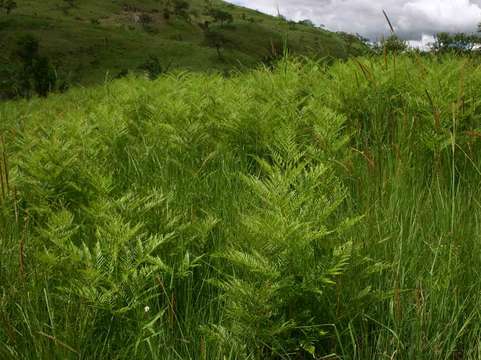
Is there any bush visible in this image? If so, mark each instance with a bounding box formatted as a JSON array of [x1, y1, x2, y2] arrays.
[[382, 34, 408, 54], [32, 56, 57, 97], [15, 34, 39, 65], [0, 34, 58, 98], [204, 29, 228, 60], [299, 19, 315, 27], [0, 0, 17, 14], [173, 0, 189, 19], [139, 55, 168, 79], [10, 35, 57, 98], [207, 8, 234, 27]]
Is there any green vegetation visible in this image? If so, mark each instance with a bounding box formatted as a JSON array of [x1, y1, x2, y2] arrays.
[[1, 53, 481, 359], [380, 35, 408, 54], [431, 32, 481, 53], [8, 34, 58, 98], [0, 0, 17, 15], [0, 0, 367, 98]]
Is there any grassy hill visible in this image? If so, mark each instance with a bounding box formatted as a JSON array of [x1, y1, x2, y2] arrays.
[[1, 55, 481, 359], [0, 0, 366, 90]]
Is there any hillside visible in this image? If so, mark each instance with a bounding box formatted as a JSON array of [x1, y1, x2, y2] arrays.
[[0, 0, 366, 93], [1, 55, 481, 359]]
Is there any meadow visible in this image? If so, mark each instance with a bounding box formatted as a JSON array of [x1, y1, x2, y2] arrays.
[[1, 54, 481, 359]]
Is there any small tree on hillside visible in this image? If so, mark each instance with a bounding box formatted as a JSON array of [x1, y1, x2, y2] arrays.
[[16, 34, 39, 67], [0, 0, 17, 14], [161, 0, 190, 21], [140, 55, 162, 80], [139, 55, 172, 80], [14, 35, 57, 97], [207, 8, 233, 27], [173, 0, 189, 19], [63, 0, 76, 9], [204, 29, 228, 60], [162, 7, 171, 20], [299, 19, 314, 27], [139, 13, 153, 29]]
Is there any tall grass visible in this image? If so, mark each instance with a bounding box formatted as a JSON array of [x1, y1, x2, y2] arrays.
[[1, 54, 481, 359]]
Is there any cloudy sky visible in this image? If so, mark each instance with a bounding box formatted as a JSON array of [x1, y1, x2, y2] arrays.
[[226, 0, 481, 47]]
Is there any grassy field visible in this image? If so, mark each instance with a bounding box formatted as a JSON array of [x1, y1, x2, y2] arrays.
[[0, 0, 366, 88], [1, 54, 481, 359]]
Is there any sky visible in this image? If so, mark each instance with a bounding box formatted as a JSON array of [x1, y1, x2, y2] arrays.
[[226, 0, 481, 48]]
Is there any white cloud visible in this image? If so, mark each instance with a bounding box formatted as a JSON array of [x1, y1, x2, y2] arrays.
[[227, 0, 481, 41]]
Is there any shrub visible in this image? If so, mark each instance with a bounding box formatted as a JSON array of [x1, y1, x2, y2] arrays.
[[204, 29, 228, 60], [11, 35, 57, 98], [139, 55, 170, 79], [0, 0, 17, 14], [15, 34, 39, 66], [381, 34, 408, 54], [173, 0, 189, 19], [207, 8, 233, 27]]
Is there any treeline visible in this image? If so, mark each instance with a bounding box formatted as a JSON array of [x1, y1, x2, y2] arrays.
[[373, 31, 481, 54], [431, 32, 481, 53]]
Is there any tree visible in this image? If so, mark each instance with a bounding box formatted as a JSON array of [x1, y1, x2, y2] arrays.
[[139, 55, 172, 80], [298, 19, 314, 27], [139, 13, 153, 28], [162, 7, 171, 20], [173, 0, 189, 19], [63, 0, 76, 9], [16, 34, 39, 66], [0, 0, 17, 14], [453, 33, 479, 51], [382, 34, 407, 54], [140, 55, 163, 80], [207, 8, 233, 27], [14, 35, 57, 97], [161, 0, 190, 21], [204, 30, 227, 60]]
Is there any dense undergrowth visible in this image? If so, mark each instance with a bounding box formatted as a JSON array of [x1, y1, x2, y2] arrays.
[[1, 55, 481, 359]]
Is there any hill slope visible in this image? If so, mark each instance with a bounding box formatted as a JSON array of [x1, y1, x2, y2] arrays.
[[0, 0, 366, 90]]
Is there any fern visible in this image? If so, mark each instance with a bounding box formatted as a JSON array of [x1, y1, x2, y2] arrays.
[[212, 128, 355, 358]]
